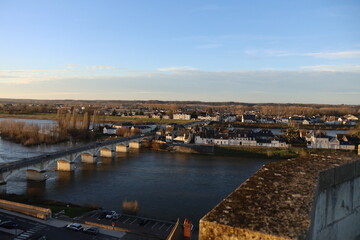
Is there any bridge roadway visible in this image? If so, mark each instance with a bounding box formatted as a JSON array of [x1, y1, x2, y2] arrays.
[[0, 132, 155, 175]]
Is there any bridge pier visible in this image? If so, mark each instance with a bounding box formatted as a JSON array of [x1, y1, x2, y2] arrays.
[[100, 148, 114, 158], [57, 160, 76, 171], [81, 153, 98, 164], [129, 142, 141, 149], [26, 169, 48, 182], [116, 145, 129, 153]]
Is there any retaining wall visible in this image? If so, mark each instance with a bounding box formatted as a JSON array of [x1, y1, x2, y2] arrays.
[[309, 160, 360, 240], [0, 199, 51, 220]]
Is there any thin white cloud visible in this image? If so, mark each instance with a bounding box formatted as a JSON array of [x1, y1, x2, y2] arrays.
[[300, 64, 360, 72], [304, 51, 360, 59], [245, 49, 360, 59], [88, 66, 119, 71], [157, 66, 198, 72]]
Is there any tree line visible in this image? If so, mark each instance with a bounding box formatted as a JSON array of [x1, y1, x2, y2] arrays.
[[0, 120, 60, 146], [0, 109, 99, 146]]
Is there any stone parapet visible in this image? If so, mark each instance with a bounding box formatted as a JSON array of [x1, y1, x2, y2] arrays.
[[199, 153, 360, 240]]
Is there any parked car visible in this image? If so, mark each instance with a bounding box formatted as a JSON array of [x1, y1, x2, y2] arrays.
[[0, 220, 18, 229], [83, 227, 99, 235], [105, 211, 119, 219], [138, 219, 149, 226], [66, 223, 83, 231]]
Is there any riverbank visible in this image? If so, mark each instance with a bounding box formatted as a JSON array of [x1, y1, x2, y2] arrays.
[[150, 142, 214, 154], [149, 142, 357, 160], [0, 194, 99, 218], [149, 142, 309, 159]]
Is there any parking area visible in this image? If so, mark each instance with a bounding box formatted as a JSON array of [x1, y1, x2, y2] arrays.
[[0, 211, 120, 240], [83, 211, 176, 239]]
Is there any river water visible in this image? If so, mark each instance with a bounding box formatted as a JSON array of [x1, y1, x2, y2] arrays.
[[0, 119, 273, 224]]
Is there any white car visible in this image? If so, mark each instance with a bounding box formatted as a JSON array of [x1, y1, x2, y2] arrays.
[[105, 211, 120, 219], [66, 223, 83, 231]]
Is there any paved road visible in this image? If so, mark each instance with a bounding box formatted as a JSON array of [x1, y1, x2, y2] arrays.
[[0, 211, 119, 240]]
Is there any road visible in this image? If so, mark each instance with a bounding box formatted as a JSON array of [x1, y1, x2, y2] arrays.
[[0, 211, 119, 240]]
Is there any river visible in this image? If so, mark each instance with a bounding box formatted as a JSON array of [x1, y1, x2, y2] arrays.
[[0, 118, 348, 225]]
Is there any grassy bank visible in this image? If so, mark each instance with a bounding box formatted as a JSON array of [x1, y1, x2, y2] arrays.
[[0, 194, 98, 218]]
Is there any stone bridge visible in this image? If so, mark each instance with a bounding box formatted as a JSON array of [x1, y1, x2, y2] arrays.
[[0, 133, 155, 184]]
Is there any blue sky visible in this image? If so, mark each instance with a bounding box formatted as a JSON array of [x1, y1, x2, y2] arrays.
[[0, 0, 359, 104]]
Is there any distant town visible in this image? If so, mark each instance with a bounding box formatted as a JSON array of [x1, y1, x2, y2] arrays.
[[0, 99, 359, 240], [0, 99, 359, 151]]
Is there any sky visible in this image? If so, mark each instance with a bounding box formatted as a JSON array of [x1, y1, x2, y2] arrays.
[[0, 0, 359, 104]]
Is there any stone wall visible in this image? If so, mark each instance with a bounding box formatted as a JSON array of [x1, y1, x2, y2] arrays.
[[309, 160, 360, 240]]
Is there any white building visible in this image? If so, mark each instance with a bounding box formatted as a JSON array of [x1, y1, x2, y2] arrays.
[[173, 113, 191, 120], [198, 115, 221, 121], [195, 136, 287, 148], [223, 115, 237, 122], [103, 127, 117, 135], [307, 136, 340, 149]]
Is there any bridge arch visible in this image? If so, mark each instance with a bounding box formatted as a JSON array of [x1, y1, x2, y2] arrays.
[[81, 152, 97, 164], [26, 169, 49, 182], [100, 147, 114, 158], [57, 159, 76, 171], [116, 143, 129, 153], [129, 140, 141, 149]]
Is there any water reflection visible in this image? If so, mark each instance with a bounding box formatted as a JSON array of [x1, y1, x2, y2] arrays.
[[26, 181, 46, 197], [56, 171, 76, 185], [99, 156, 113, 165]]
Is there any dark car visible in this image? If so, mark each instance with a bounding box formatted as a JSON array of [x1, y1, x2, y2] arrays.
[[0, 220, 18, 229], [138, 219, 149, 226], [83, 227, 99, 235], [98, 211, 110, 220]]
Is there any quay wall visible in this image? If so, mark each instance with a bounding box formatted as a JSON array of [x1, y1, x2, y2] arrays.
[[0, 199, 51, 220]]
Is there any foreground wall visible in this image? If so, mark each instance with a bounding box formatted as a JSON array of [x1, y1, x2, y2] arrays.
[[309, 160, 360, 240], [198, 153, 359, 240], [199, 220, 291, 240]]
